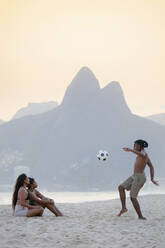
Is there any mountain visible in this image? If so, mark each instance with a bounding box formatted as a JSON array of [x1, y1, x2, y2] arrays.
[[147, 113, 165, 126], [12, 101, 58, 120], [0, 67, 165, 190], [0, 120, 4, 125], [62, 67, 100, 109]]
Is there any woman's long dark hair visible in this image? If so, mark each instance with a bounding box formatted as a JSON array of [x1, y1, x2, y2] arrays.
[[27, 177, 35, 190], [12, 173, 27, 210]]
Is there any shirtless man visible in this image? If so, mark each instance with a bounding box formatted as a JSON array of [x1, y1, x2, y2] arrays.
[[118, 139, 159, 220]]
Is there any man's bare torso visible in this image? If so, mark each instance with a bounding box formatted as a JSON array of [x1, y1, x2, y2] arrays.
[[134, 151, 148, 173]]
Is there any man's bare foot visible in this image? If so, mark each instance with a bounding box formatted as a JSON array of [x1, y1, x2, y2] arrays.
[[139, 216, 147, 220], [118, 208, 128, 216]]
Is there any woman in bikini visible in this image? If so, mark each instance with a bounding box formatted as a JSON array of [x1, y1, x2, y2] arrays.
[[12, 174, 44, 217], [27, 177, 63, 217]]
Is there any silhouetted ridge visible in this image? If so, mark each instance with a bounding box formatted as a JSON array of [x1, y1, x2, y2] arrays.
[[62, 67, 100, 108], [100, 81, 131, 114]]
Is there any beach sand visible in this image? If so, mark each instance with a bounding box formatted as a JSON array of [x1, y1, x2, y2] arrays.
[[0, 194, 165, 248]]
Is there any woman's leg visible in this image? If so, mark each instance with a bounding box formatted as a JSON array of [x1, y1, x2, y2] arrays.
[[45, 202, 63, 216], [29, 194, 63, 216], [26, 207, 44, 217], [37, 202, 63, 216]]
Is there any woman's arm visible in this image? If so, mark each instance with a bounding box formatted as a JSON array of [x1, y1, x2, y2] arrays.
[[35, 190, 54, 203], [29, 191, 52, 204], [35, 190, 46, 200], [19, 189, 36, 209]]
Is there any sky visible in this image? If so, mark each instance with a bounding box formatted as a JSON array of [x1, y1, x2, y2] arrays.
[[0, 0, 165, 121]]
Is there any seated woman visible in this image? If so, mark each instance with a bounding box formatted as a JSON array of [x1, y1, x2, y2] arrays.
[[12, 173, 44, 217], [28, 177, 63, 217]]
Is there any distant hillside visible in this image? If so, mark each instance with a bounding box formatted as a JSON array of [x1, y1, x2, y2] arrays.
[[12, 101, 58, 120], [0, 120, 4, 125], [147, 113, 165, 126]]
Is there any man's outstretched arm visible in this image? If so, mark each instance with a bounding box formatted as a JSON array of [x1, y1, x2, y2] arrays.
[[147, 158, 159, 186], [122, 147, 146, 158]]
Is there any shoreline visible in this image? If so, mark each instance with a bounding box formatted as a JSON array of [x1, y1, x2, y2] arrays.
[[1, 192, 165, 207], [0, 190, 165, 205]]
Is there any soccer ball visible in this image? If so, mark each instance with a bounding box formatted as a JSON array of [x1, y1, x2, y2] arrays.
[[97, 150, 109, 161]]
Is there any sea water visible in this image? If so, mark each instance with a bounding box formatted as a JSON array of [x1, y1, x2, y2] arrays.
[[1, 186, 165, 205]]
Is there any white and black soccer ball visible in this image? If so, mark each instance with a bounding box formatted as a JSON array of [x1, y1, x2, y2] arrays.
[[97, 150, 109, 161]]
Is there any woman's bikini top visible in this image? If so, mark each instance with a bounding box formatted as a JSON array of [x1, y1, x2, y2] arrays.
[[27, 190, 37, 205], [26, 191, 31, 201]]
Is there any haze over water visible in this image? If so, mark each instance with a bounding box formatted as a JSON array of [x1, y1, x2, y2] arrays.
[[1, 184, 165, 205]]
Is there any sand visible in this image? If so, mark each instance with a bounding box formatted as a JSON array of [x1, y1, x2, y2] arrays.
[[0, 194, 165, 248]]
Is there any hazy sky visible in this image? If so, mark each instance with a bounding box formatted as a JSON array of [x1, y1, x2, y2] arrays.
[[0, 0, 165, 121]]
